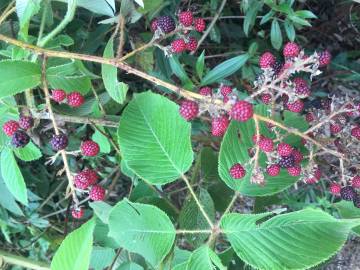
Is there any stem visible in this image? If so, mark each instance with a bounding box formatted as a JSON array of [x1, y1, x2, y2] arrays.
[[0, 250, 50, 270], [37, 1, 49, 45], [116, 15, 126, 58], [37, 0, 77, 47]]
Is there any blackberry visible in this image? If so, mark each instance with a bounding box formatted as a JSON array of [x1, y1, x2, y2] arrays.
[[278, 155, 295, 168], [353, 196, 360, 208], [340, 186, 357, 201], [19, 116, 34, 130], [50, 134, 69, 151], [11, 130, 30, 148], [271, 61, 283, 77], [157, 16, 175, 33]]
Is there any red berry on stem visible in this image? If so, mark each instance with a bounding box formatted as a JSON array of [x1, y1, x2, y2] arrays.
[[230, 101, 253, 122], [178, 11, 193, 27], [171, 39, 186, 53], [305, 112, 315, 122], [84, 169, 99, 185], [319, 50, 331, 67], [185, 37, 198, 51], [51, 89, 66, 103], [179, 100, 199, 121], [266, 164, 280, 177], [292, 149, 303, 164], [330, 123, 342, 134], [74, 171, 91, 189], [199, 86, 212, 96], [277, 142, 293, 157], [283, 42, 300, 58], [220, 85, 232, 96], [72, 207, 84, 219], [287, 166, 301, 176], [81, 140, 100, 157], [194, 18, 206, 32], [89, 185, 106, 201], [261, 93, 272, 105], [258, 137, 274, 153], [150, 19, 158, 32], [329, 182, 341, 195], [259, 52, 275, 68], [211, 115, 229, 137], [3, 120, 19, 136], [352, 176, 360, 189], [286, 100, 304, 113], [229, 163, 246, 179], [351, 127, 360, 140], [67, 92, 85, 107], [293, 77, 310, 97]]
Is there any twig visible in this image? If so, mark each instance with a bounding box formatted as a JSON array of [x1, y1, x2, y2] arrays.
[[0, 250, 50, 270], [107, 248, 123, 270], [190, 0, 227, 54], [0, 5, 15, 26], [41, 56, 79, 205], [116, 15, 126, 58]]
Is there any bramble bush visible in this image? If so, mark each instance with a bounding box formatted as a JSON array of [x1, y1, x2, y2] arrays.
[[0, 0, 360, 269]]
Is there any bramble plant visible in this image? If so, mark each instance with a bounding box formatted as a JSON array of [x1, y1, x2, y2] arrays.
[[0, 0, 360, 270]]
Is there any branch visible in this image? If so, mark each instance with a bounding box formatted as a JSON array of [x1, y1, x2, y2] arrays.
[[0, 250, 50, 270]]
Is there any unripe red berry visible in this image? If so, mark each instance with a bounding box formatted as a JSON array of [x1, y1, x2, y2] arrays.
[[229, 101, 254, 122], [220, 85, 232, 96], [258, 137, 274, 153], [292, 149, 303, 164], [89, 185, 106, 201], [3, 120, 19, 136], [199, 87, 212, 96], [18, 116, 34, 130], [293, 77, 311, 97], [179, 100, 199, 121], [305, 112, 315, 122], [286, 100, 304, 113], [266, 164, 280, 177], [314, 167, 322, 180], [277, 142, 293, 157], [171, 39, 186, 53], [259, 52, 275, 68], [211, 115, 229, 137], [319, 50, 331, 67], [352, 176, 360, 189], [252, 134, 264, 144], [74, 171, 92, 189], [287, 166, 301, 176], [305, 177, 318, 184], [81, 140, 100, 157], [229, 163, 246, 179], [351, 127, 360, 140], [83, 169, 99, 185], [67, 92, 85, 107], [330, 123, 342, 134], [51, 89, 66, 103], [194, 18, 206, 32], [261, 93, 272, 105], [72, 207, 84, 219], [178, 11, 193, 27], [283, 42, 300, 58], [185, 37, 198, 51], [150, 19, 158, 32], [329, 182, 341, 195]]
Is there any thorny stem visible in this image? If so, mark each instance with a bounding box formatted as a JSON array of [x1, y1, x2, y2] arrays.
[[250, 116, 261, 183], [116, 15, 126, 58], [41, 56, 79, 205], [182, 174, 214, 228]]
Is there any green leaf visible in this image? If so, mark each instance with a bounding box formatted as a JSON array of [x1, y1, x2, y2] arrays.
[[14, 142, 42, 161], [0, 60, 41, 99], [92, 128, 111, 154], [179, 188, 214, 247], [0, 175, 24, 216], [102, 38, 129, 104], [90, 246, 115, 270], [201, 54, 249, 85], [51, 219, 96, 270], [288, 14, 312, 27], [186, 246, 226, 270], [284, 19, 296, 41], [117, 262, 144, 270], [270, 19, 282, 50], [169, 56, 192, 86], [218, 105, 300, 196], [243, 2, 262, 36], [195, 50, 205, 80], [295, 10, 317, 19], [0, 148, 28, 205], [260, 10, 275, 25], [118, 91, 193, 184], [89, 201, 112, 223], [54, 0, 115, 16], [221, 209, 360, 270], [108, 199, 176, 267], [334, 201, 360, 235], [16, 0, 41, 38], [133, 0, 144, 7]]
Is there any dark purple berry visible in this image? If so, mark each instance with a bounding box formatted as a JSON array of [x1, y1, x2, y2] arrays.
[[50, 134, 69, 151], [11, 130, 30, 148], [19, 116, 34, 130], [340, 186, 357, 201], [157, 16, 175, 33], [278, 155, 295, 168], [272, 61, 283, 77]]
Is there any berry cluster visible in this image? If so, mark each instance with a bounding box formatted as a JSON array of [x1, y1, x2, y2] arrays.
[[51, 89, 85, 107], [150, 11, 206, 55], [179, 84, 254, 137], [2, 115, 34, 148]]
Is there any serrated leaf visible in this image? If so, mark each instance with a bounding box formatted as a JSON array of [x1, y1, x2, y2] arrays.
[[218, 105, 301, 196], [102, 38, 129, 104], [108, 199, 176, 267], [186, 246, 226, 270], [221, 209, 360, 270], [196, 51, 205, 79], [0, 175, 24, 216], [270, 19, 282, 50], [90, 246, 115, 270], [51, 219, 95, 270], [334, 201, 360, 235], [179, 188, 214, 247], [201, 54, 249, 86], [0, 60, 41, 99], [0, 148, 28, 205], [117, 91, 193, 184], [14, 142, 42, 161], [118, 262, 144, 270], [92, 128, 111, 154]]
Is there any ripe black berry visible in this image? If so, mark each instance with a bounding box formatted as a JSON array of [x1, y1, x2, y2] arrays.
[[157, 16, 175, 33], [50, 134, 69, 151], [272, 61, 283, 77], [278, 155, 295, 168], [11, 130, 30, 148], [340, 186, 357, 201]]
